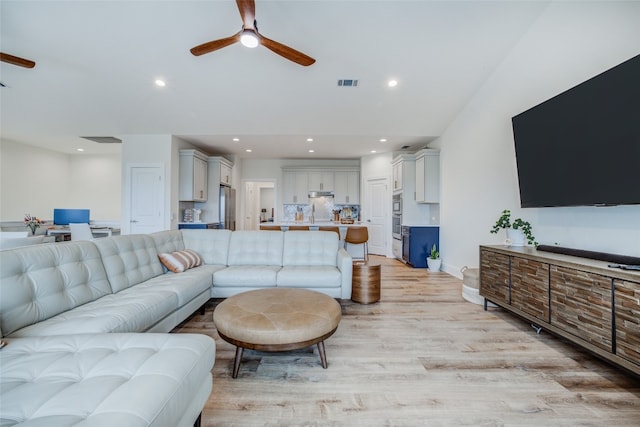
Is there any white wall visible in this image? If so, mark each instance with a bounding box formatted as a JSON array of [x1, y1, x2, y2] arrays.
[[0, 139, 120, 222], [68, 154, 121, 221], [438, 2, 640, 276]]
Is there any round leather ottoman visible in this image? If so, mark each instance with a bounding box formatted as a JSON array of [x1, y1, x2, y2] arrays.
[[213, 288, 342, 378]]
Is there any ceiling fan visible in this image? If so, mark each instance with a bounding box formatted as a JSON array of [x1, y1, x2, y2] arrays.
[[190, 0, 315, 67], [0, 52, 36, 69]]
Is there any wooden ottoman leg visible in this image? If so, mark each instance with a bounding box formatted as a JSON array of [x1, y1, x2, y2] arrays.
[[232, 346, 244, 379], [317, 341, 328, 369]]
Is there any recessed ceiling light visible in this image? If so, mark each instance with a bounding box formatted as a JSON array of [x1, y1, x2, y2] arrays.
[[370, 150, 377, 153], [309, 149, 315, 153], [76, 148, 85, 152], [232, 138, 239, 142], [379, 138, 387, 143], [387, 79, 398, 88], [155, 79, 166, 87], [306, 138, 313, 142], [245, 149, 252, 153]]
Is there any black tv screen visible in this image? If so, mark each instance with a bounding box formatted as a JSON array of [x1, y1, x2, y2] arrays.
[[512, 54, 640, 208]]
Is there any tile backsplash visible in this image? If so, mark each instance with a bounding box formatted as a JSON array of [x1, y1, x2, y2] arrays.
[[283, 199, 359, 222]]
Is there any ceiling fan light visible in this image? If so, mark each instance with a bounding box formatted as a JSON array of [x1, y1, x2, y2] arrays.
[[240, 30, 259, 48]]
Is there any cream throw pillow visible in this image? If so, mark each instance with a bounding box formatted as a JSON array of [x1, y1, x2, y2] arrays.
[[158, 249, 203, 273]]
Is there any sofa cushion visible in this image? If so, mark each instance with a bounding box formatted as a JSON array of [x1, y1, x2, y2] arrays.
[[277, 265, 343, 288], [158, 250, 203, 273], [0, 241, 112, 338], [134, 267, 212, 307], [93, 235, 164, 293], [0, 333, 215, 427], [9, 284, 180, 336], [150, 229, 185, 254], [181, 229, 232, 266], [283, 231, 339, 267], [213, 266, 280, 287], [227, 231, 284, 266]]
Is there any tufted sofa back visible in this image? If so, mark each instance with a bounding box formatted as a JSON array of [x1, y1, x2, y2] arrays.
[[227, 231, 284, 266], [0, 241, 112, 337], [150, 229, 185, 254], [181, 229, 232, 265], [283, 231, 339, 267], [93, 234, 164, 293]]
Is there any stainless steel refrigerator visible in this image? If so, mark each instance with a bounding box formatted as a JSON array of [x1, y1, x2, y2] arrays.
[[220, 185, 236, 230]]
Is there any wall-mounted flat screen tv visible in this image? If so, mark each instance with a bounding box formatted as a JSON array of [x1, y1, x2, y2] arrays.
[[53, 209, 90, 225], [512, 54, 640, 208]]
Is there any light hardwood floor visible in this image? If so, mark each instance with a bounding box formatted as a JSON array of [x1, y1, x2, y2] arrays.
[[173, 255, 640, 426]]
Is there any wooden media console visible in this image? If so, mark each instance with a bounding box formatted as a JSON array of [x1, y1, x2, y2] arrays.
[[479, 245, 640, 376]]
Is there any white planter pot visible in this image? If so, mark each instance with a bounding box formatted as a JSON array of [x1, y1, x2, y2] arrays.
[[427, 258, 441, 272], [506, 228, 526, 246]]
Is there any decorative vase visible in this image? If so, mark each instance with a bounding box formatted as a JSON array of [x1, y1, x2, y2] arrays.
[[28, 225, 38, 236], [506, 228, 526, 246], [427, 258, 441, 272]]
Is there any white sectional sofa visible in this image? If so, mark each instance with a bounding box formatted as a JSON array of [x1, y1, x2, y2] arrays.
[[151, 229, 353, 299], [0, 236, 215, 426], [0, 229, 351, 425]]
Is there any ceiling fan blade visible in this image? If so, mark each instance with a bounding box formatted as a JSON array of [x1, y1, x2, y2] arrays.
[[0, 52, 36, 68], [258, 35, 315, 67], [236, 0, 256, 29], [190, 31, 242, 56]]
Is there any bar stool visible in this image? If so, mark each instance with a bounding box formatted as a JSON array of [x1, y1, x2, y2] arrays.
[[344, 226, 368, 262]]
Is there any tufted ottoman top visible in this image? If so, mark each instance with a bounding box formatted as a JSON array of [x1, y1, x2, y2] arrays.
[[213, 288, 341, 346]]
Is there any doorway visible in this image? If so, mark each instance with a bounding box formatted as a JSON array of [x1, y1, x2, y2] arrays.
[[127, 165, 165, 234], [243, 180, 276, 230], [364, 176, 390, 256]]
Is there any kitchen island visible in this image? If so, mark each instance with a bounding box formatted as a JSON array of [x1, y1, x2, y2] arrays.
[[260, 221, 366, 235], [259, 222, 368, 258]]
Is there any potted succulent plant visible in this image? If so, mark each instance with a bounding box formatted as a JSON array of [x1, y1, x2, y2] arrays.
[[490, 209, 537, 246], [427, 243, 441, 272]]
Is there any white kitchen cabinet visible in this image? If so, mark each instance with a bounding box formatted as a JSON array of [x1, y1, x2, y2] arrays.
[[308, 172, 334, 191], [179, 149, 208, 202], [220, 161, 232, 187], [334, 171, 360, 204], [192, 156, 234, 224], [283, 171, 309, 203], [392, 158, 404, 193], [392, 154, 417, 196], [415, 149, 440, 203]]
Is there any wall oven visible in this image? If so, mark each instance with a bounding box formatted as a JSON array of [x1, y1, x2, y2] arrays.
[[392, 214, 402, 240], [392, 194, 402, 215], [392, 194, 402, 240]]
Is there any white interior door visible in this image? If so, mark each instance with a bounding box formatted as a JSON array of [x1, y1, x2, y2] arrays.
[[130, 166, 164, 234], [244, 182, 258, 230], [364, 177, 390, 256]]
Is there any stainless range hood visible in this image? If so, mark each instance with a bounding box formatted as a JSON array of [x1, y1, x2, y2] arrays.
[[308, 191, 334, 198]]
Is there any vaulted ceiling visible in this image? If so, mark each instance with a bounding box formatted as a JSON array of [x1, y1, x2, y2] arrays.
[[0, 0, 549, 159]]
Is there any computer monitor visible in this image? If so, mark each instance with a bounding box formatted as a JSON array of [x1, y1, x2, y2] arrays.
[[53, 209, 90, 225]]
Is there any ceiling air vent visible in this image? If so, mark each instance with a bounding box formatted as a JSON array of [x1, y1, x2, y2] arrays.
[[337, 79, 358, 87], [81, 136, 122, 144]]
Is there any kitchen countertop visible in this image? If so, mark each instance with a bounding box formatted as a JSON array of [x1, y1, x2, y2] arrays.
[[263, 221, 366, 227]]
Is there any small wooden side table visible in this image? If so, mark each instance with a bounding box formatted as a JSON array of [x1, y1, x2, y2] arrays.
[[351, 261, 381, 304]]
